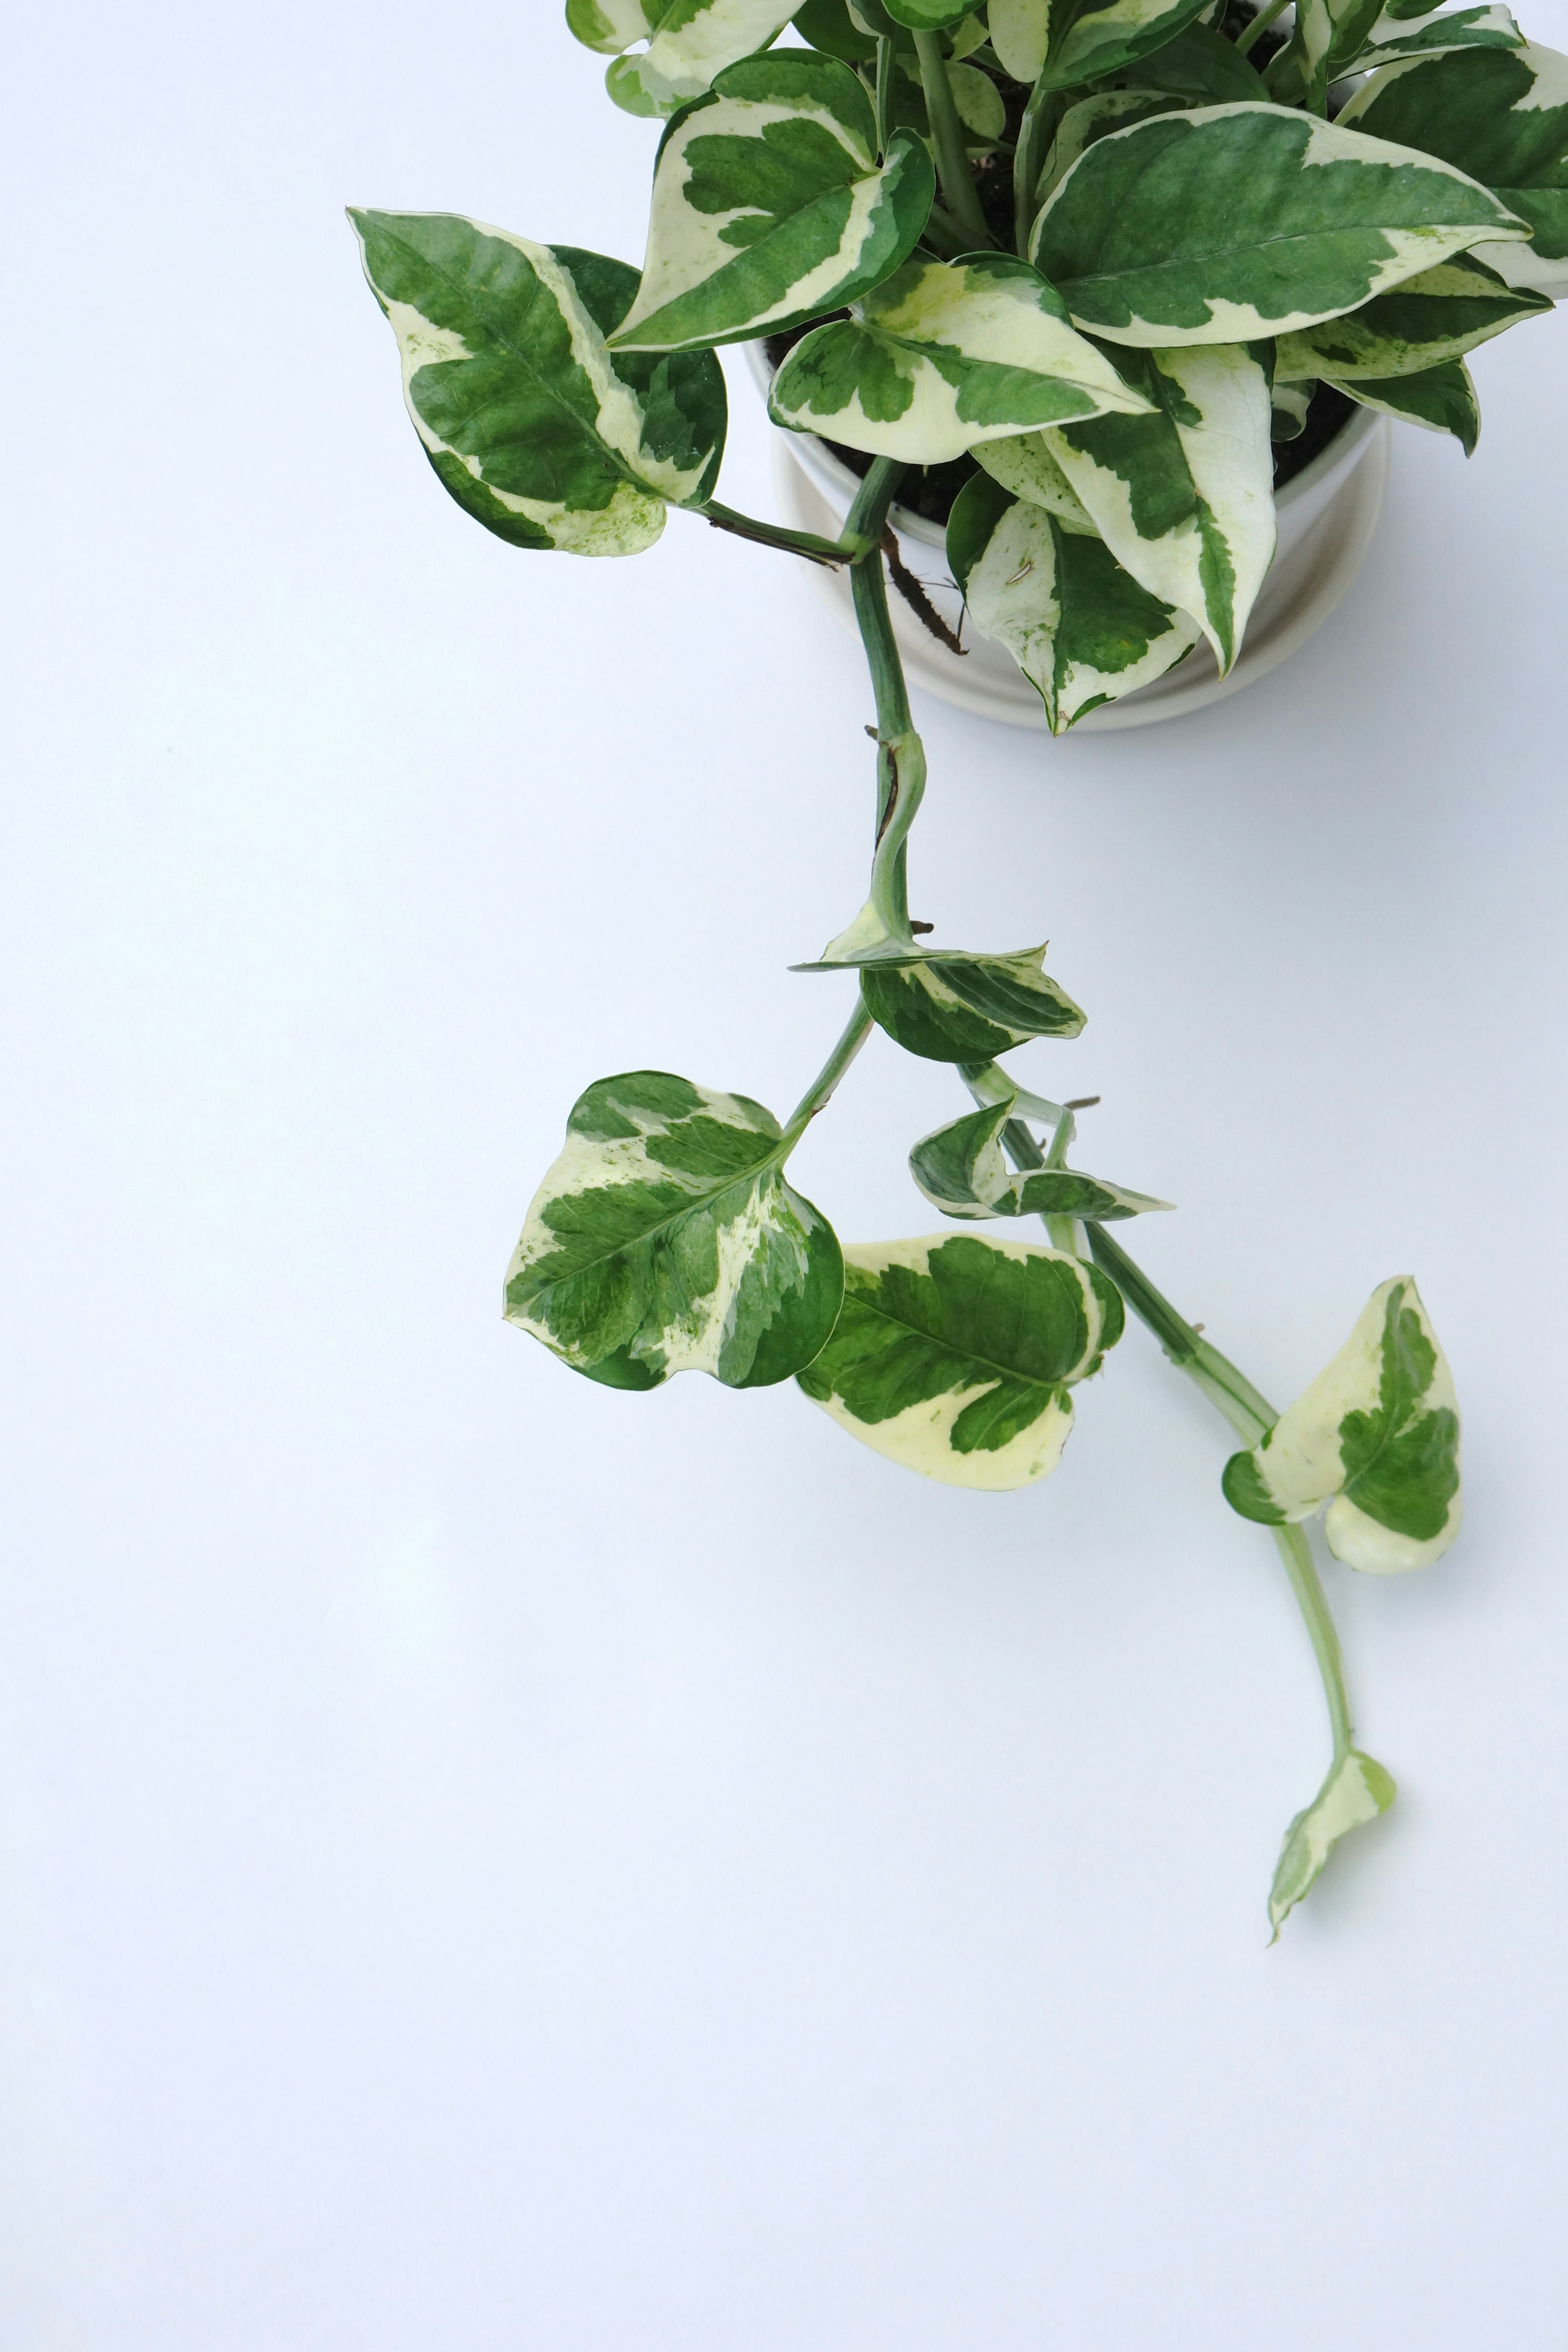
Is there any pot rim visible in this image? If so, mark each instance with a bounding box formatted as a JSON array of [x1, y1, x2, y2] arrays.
[[740, 339, 1380, 548]]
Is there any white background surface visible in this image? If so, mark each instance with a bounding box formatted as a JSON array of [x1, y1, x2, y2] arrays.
[[5, 6, 1568, 2345]]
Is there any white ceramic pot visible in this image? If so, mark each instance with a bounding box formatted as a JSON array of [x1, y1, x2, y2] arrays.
[[743, 344, 1390, 731]]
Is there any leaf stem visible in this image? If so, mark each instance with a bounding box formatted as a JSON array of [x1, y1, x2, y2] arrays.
[[1080, 1218, 1357, 1760], [913, 32, 996, 249], [845, 460, 927, 940], [1235, 0, 1291, 54], [786, 1002, 876, 1133], [697, 500, 858, 567]]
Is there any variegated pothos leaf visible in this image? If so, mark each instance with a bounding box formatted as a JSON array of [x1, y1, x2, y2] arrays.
[[947, 472, 1201, 731], [504, 1071, 843, 1390], [1330, 356, 1481, 448], [1045, 341, 1276, 672], [844, 942, 1088, 1060], [1222, 1276, 1462, 1570], [1269, 1751, 1397, 1936], [1030, 101, 1530, 346], [1347, 3, 1524, 73], [350, 214, 726, 555], [797, 1234, 1125, 1488], [1036, 90, 1189, 207], [610, 56, 933, 351], [566, 0, 664, 53], [909, 1092, 1172, 1220], [612, 0, 803, 112], [1274, 254, 1549, 379], [768, 252, 1153, 464], [1341, 41, 1568, 296], [972, 431, 1097, 529]]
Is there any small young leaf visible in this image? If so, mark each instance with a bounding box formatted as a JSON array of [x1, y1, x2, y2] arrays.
[[610, 56, 934, 352], [614, 0, 804, 111], [504, 1071, 843, 1390], [1221, 1276, 1462, 1570], [987, 0, 1053, 81], [1341, 40, 1568, 296], [1108, 22, 1270, 100], [1033, 0, 1221, 93], [851, 942, 1089, 1060], [791, 0, 880, 55], [768, 251, 1153, 464], [1045, 340, 1276, 673], [1271, 377, 1312, 437], [1345, 2, 1525, 75], [566, 0, 664, 54], [797, 1233, 1125, 1487], [1269, 1751, 1397, 1936], [947, 473, 1201, 731], [1030, 101, 1530, 346], [972, 432, 1098, 530], [909, 1094, 1172, 1220], [349, 214, 726, 555]]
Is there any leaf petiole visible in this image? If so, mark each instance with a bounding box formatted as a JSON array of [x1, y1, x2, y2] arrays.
[[913, 31, 997, 248]]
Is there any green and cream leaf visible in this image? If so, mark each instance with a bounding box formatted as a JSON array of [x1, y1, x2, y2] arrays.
[[1031, 0, 1221, 92], [1036, 90, 1188, 208], [1347, 2, 1525, 73], [973, 432, 1098, 528], [947, 472, 1202, 730], [612, 0, 804, 110], [567, 0, 665, 52], [350, 213, 726, 555], [797, 1234, 1125, 1487], [1274, 254, 1549, 379], [853, 942, 1089, 1060], [1336, 357, 1481, 449], [1268, 1751, 1397, 1936], [910, 1094, 1172, 1221], [1031, 101, 1530, 346], [610, 56, 934, 350], [1341, 42, 1568, 296], [504, 1071, 844, 1390], [768, 252, 1154, 464], [1221, 1276, 1462, 1570], [1045, 341, 1276, 672]]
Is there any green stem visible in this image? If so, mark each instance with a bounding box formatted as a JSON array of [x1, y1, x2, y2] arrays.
[[875, 34, 897, 153], [698, 501, 857, 567], [913, 32, 995, 248], [1013, 74, 1062, 259], [845, 461, 927, 941], [1080, 1218, 1357, 1759], [786, 1001, 875, 1132], [1235, 0, 1291, 53], [921, 201, 974, 260]]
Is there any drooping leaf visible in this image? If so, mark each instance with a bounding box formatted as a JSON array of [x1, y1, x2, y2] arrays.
[[1030, 101, 1530, 345], [972, 430, 1098, 528], [768, 251, 1153, 463], [350, 214, 726, 555], [1274, 253, 1549, 379], [843, 941, 1089, 1059], [567, 0, 665, 50], [1044, 340, 1275, 672], [1271, 376, 1312, 437], [504, 1071, 843, 1390], [909, 1093, 1172, 1220], [797, 1233, 1125, 1487], [791, 0, 880, 52], [1271, 0, 1521, 102], [947, 472, 1201, 730], [1341, 41, 1568, 296], [1335, 355, 1481, 447], [881, 0, 974, 26], [1269, 1751, 1397, 1936], [609, 58, 933, 351], [612, 0, 803, 111], [1221, 1276, 1462, 1570]]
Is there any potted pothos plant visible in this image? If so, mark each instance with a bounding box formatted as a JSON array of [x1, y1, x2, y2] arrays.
[[349, 0, 1560, 1929]]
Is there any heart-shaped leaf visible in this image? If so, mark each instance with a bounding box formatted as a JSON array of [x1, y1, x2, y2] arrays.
[[797, 1233, 1125, 1486], [610, 56, 934, 351], [350, 214, 726, 555], [1222, 1276, 1462, 1570], [505, 1071, 843, 1390]]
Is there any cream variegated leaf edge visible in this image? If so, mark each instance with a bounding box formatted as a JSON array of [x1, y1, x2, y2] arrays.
[[615, 0, 801, 109], [909, 1091, 1173, 1221], [566, 0, 664, 53], [1221, 1276, 1462, 1569], [1045, 341, 1276, 672], [768, 252, 1153, 465], [1274, 254, 1550, 379], [973, 431, 1098, 530], [505, 1070, 843, 1390], [796, 1233, 1125, 1489], [610, 58, 932, 350], [1269, 1751, 1397, 1936]]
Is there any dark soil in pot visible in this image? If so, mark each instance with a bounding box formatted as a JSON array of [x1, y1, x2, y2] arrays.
[[762, 323, 1360, 526]]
